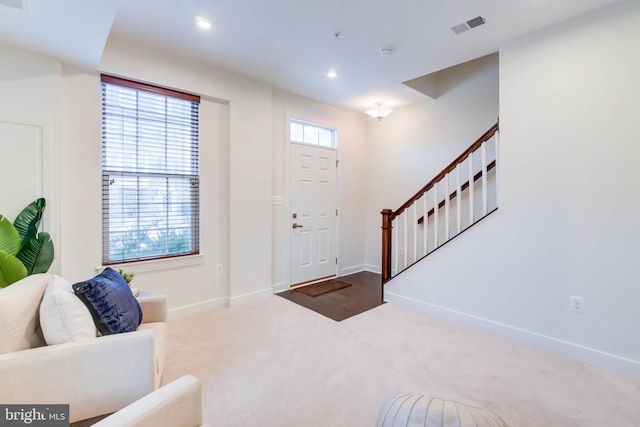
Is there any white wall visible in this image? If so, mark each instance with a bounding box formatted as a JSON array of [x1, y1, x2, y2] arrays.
[[2, 36, 370, 313], [0, 44, 61, 275], [385, 0, 640, 376], [364, 53, 499, 270], [60, 65, 232, 314], [271, 90, 367, 290], [97, 37, 273, 308], [56, 35, 273, 313]]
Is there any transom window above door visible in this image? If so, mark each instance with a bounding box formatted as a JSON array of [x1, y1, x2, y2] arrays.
[[290, 120, 337, 148]]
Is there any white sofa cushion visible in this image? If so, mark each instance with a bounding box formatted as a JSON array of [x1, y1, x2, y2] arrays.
[[39, 275, 97, 345], [0, 274, 50, 354], [137, 322, 168, 389]]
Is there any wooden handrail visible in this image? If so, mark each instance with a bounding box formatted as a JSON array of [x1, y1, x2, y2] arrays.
[[389, 122, 498, 222], [417, 159, 496, 225]]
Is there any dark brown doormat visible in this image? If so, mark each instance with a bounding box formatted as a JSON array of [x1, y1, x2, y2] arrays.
[[294, 279, 352, 297]]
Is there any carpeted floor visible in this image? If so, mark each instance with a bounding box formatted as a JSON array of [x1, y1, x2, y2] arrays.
[[162, 297, 640, 426]]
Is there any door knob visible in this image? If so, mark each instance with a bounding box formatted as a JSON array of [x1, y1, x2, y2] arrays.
[[292, 223, 303, 229]]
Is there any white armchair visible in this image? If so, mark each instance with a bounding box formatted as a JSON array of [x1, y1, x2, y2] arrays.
[[0, 274, 168, 423], [93, 375, 208, 427]]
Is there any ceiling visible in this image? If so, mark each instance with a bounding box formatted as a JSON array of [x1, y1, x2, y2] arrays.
[[0, 0, 623, 113]]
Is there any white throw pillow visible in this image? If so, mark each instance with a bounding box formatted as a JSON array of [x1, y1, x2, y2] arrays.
[[0, 274, 51, 354], [39, 275, 97, 345]]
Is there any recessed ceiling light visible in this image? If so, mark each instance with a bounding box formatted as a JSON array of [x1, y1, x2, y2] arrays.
[[195, 16, 211, 30], [327, 69, 338, 78]]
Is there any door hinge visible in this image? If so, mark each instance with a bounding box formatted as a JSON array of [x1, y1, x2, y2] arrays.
[[336, 159, 340, 167], [336, 209, 338, 216], [336, 257, 338, 265]]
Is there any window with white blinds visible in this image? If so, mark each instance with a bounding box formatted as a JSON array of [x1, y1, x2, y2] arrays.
[[101, 75, 200, 265]]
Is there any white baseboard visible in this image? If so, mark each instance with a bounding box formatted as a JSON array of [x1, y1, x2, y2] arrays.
[[168, 287, 275, 317], [340, 264, 366, 276], [272, 282, 287, 293], [230, 287, 274, 307], [365, 264, 381, 274], [385, 291, 640, 378], [168, 296, 229, 319]]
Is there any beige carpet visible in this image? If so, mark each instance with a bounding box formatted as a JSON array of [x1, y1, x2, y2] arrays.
[[163, 296, 640, 426]]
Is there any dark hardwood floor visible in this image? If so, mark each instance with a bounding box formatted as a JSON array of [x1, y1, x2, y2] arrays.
[[277, 271, 383, 321]]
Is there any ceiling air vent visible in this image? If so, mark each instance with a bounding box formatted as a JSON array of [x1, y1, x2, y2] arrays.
[[451, 16, 486, 35]]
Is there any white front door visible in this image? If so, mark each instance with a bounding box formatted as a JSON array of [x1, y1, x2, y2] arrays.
[[290, 143, 338, 286]]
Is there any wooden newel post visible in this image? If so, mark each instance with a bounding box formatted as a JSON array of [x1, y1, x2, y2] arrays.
[[381, 209, 393, 284]]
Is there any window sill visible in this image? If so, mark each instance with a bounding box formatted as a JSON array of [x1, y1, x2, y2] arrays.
[[96, 254, 204, 274]]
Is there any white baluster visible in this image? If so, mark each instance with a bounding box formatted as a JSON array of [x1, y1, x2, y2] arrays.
[[456, 163, 461, 234], [468, 152, 474, 224], [444, 173, 450, 241], [494, 131, 500, 208], [413, 202, 418, 263], [433, 183, 439, 248], [481, 141, 488, 215], [423, 194, 428, 256], [403, 211, 408, 270], [393, 217, 398, 276]]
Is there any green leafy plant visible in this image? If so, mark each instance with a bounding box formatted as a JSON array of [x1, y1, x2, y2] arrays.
[[0, 198, 54, 288], [118, 268, 135, 284]]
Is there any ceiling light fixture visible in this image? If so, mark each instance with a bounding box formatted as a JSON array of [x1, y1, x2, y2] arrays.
[[366, 102, 394, 121], [195, 16, 212, 30], [327, 69, 338, 78]]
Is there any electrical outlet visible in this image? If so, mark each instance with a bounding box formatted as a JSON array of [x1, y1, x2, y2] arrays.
[[216, 264, 223, 275], [570, 295, 584, 313]]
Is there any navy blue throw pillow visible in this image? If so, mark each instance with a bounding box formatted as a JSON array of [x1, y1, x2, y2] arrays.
[[72, 267, 143, 335]]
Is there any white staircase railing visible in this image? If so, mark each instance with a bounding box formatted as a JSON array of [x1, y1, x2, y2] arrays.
[[381, 122, 499, 282]]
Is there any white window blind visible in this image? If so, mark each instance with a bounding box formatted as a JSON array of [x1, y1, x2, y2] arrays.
[[101, 75, 200, 264]]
